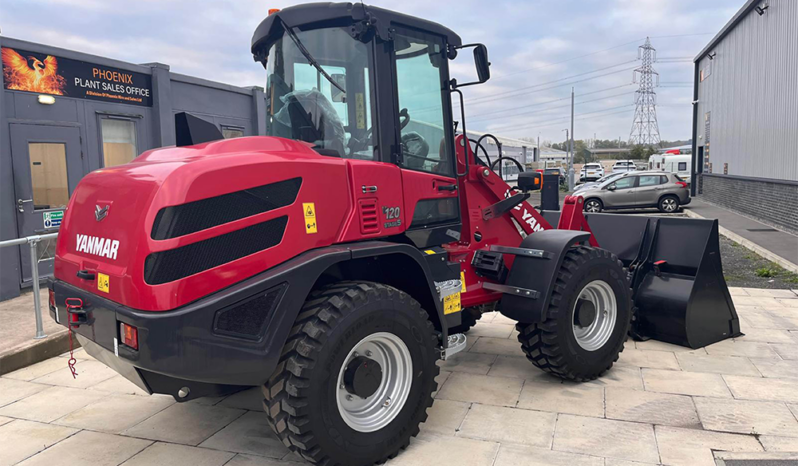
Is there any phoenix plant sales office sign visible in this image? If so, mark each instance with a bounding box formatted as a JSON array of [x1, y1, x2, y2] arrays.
[[2, 47, 153, 106]]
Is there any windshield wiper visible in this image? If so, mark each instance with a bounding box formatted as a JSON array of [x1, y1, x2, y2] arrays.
[[282, 20, 345, 94]]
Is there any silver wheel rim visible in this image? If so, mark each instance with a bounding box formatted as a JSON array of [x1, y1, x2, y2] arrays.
[[335, 332, 412, 432], [662, 198, 677, 212], [572, 280, 617, 351], [586, 201, 600, 212]]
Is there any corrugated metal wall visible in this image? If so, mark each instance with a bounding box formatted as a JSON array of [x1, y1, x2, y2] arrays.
[[696, 0, 798, 181]]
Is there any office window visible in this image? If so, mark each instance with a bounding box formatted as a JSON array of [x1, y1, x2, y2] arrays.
[[29, 143, 68, 210], [101, 119, 137, 167], [222, 126, 245, 139]]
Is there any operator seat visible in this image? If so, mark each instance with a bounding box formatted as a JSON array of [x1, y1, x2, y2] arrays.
[[277, 89, 346, 157]]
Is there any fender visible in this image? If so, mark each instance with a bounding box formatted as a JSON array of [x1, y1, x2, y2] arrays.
[[500, 229, 591, 323]]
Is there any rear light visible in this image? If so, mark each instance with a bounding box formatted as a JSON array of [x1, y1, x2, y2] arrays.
[[120, 322, 138, 350], [48, 288, 56, 311], [676, 181, 688, 188]]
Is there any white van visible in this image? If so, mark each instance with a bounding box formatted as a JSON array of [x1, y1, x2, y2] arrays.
[[648, 154, 691, 183]]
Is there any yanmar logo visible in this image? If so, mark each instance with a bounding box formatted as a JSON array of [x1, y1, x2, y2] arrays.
[[76, 234, 120, 260]]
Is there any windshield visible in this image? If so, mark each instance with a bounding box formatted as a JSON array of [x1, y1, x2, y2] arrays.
[[265, 27, 375, 159]]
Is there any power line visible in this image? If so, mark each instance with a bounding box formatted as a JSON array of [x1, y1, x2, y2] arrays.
[[481, 108, 636, 136], [488, 33, 713, 83], [484, 104, 636, 133], [455, 66, 638, 108], [465, 60, 637, 104], [466, 83, 635, 118], [468, 90, 636, 123]]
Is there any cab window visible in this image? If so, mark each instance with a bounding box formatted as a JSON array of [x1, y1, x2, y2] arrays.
[[394, 31, 453, 176]]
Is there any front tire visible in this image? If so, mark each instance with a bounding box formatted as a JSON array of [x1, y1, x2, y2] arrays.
[[658, 195, 680, 213], [516, 246, 631, 381], [263, 281, 439, 466]]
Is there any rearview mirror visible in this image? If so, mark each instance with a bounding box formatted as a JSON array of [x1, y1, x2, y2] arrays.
[[330, 73, 346, 102], [451, 43, 491, 88], [474, 44, 490, 83], [517, 171, 542, 192], [607, 184, 617, 191]]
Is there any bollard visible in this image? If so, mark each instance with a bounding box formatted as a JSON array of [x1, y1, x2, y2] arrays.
[[29, 239, 47, 340]]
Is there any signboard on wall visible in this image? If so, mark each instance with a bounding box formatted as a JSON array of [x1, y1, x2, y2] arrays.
[[2, 47, 153, 106]]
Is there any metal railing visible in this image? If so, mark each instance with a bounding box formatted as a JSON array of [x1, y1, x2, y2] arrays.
[[0, 232, 59, 339]]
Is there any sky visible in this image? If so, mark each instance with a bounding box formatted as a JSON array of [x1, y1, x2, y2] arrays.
[[2, 0, 742, 146]]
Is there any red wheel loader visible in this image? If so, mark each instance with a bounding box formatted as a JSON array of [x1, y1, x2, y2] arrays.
[[48, 3, 740, 465]]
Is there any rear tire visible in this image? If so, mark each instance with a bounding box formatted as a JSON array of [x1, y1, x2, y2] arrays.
[[448, 306, 483, 334], [516, 246, 631, 381], [584, 199, 603, 213], [262, 281, 439, 466], [658, 195, 680, 213]]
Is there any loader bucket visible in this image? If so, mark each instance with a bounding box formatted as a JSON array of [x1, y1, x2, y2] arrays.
[[541, 211, 741, 349]]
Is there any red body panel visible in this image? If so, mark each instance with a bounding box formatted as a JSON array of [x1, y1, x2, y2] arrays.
[[55, 133, 593, 313], [55, 137, 350, 311]]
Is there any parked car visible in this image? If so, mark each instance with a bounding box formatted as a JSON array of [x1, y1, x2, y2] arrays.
[[579, 163, 605, 181], [575, 172, 624, 193], [611, 160, 637, 173], [581, 171, 691, 213]]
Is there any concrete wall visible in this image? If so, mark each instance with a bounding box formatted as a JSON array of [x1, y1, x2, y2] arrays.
[[701, 174, 798, 235], [0, 37, 265, 301]]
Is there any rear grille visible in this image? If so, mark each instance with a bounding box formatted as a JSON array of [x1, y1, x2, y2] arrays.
[[144, 216, 288, 285], [151, 177, 301, 240], [359, 199, 380, 234], [213, 285, 285, 339]]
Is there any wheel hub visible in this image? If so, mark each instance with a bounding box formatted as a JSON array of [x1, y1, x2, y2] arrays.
[[343, 356, 383, 399], [571, 280, 618, 351], [574, 299, 597, 327], [335, 332, 413, 432]]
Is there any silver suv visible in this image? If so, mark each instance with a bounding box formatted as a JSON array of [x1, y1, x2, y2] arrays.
[[581, 171, 691, 213]]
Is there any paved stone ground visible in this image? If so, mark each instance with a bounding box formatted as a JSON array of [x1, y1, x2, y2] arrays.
[[2, 287, 798, 466]]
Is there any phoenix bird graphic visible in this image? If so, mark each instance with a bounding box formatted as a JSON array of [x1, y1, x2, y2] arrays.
[[2, 48, 66, 95]]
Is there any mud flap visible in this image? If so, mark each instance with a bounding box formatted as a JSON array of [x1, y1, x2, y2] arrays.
[[588, 214, 741, 348]]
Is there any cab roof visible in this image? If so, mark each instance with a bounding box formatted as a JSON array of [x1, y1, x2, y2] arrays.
[[251, 2, 462, 56]]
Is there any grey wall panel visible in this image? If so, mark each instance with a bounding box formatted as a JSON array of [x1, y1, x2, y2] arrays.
[[171, 81, 253, 119], [696, 0, 798, 182]]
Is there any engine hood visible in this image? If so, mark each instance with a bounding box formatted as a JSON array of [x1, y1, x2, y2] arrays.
[[54, 136, 350, 311]]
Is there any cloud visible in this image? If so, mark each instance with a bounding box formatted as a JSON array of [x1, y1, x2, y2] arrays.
[[1, 0, 740, 143]]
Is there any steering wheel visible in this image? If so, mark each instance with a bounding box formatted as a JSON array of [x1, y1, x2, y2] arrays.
[[490, 157, 525, 179], [349, 108, 411, 153]]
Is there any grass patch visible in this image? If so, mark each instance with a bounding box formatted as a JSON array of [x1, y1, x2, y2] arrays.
[[755, 267, 779, 278]]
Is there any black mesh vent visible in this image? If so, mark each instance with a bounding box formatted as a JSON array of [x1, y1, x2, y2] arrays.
[[151, 177, 301, 240], [144, 216, 288, 285], [213, 285, 285, 339]]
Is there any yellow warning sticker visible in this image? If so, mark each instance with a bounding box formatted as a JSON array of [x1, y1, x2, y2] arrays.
[[356, 93, 365, 129], [303, 202, 318, 234], [97, 273, 110, 293], [443, 292, 461, 315], [460, 271, 467, 292]]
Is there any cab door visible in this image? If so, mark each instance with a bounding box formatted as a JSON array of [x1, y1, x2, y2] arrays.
[[392, 28, 460, 248]]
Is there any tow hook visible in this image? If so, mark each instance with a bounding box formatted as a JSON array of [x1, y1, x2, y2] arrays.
[[65, 297, 88, 327]]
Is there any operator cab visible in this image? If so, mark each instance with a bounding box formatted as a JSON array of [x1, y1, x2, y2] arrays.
[[251, 2, 490, 247], [251, 3, 488, 170]]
